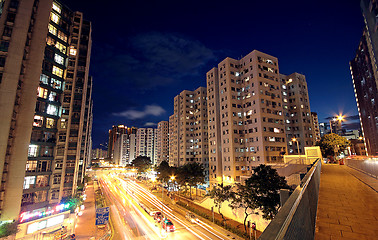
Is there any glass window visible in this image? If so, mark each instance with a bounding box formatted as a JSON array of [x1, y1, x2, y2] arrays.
[[46, 36, 55, 46], [60, 119, 67, 129], [40, 74, 49, 84], [69, 46, 77, 56], [28, 145, 39, 157], [52, 66, 63, 77], [36, 175, 49, 187], [51, 78, 61, 89], [50, 12, 60, 24], [54, 54, 64, 65], [48, 24, 57, 35], [52, 2, 61, 13], [55, 42, 66, 54], [33, 115, 43, 127], [26, 161, 37, 172], [37, 87, 48, 98], [48, 91, 57, 101], [46, 104, 58, 116], [23, 176, 36, 189], [46, 118, 55, 128], [57, 31, 67, 42]]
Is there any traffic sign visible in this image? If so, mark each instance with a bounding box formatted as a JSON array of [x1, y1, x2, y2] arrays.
[[95, 207, 110, 225]]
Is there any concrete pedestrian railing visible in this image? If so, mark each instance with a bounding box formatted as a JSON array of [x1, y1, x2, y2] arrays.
[[258, 158, 321, 240], [345, 158, 378, 179]]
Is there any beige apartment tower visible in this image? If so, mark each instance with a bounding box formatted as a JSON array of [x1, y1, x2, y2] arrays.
[[281, 73, 315, 154], [136, 128, 157, 164], [0, 0, 92, 220], [169, 87, 209, 180], [207, 50, 287, 185], [156, 121, 169, 166]]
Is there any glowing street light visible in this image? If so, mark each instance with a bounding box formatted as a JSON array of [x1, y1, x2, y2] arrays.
[[292, 138, 300, 155], [329, 114, 345, 134]]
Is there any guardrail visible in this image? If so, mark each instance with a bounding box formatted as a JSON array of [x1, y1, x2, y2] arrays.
[[345, 158, 378, 179], [259, 158, 321, 240]]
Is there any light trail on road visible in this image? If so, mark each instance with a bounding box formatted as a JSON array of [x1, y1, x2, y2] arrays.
[[98, 172, 236, 240]]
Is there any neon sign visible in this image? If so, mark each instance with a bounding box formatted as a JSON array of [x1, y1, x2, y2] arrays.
[[20, 203, 70, 223]]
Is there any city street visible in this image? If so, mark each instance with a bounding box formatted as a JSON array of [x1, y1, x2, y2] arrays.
[[98, 173, 237, 240]]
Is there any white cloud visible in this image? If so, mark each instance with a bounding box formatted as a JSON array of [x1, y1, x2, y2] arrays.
[[144, 122, 157, 126], [113, 104, 166, 120]]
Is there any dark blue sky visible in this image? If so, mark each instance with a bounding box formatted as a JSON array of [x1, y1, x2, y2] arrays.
[[64, 0, 364, 148]]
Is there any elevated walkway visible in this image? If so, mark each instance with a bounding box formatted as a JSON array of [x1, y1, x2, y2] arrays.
[[314, 164, 378, 240]]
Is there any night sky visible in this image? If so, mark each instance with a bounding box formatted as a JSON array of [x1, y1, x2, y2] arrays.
[[63, 0, 364, 148]]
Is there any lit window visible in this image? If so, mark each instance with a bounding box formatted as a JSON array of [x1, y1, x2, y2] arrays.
[[23, 176, 36, 189], [40, 74, 49, 84], [48, 24, 57, 35], [52, 2, 61, 13], [69, 46, 77, 56], [48, 91, 57, 101], [54, 54, 64, 65], [269, 137, 276, 142], [37, 87, 48, 98], [28, 145, 39, 157], [46, 118, 55, 128], [51, 78, 62, 89], [52, 66, 63, 77], [46, 36, 55, 46], [274, 128, 280, 133], [46, 104, 58, 115], [60, 119, 67, 129], [55, 42, 66, 54], [50, 12, 60, 24], [33, 115, 43, 127], [57, 31, 67, 42]]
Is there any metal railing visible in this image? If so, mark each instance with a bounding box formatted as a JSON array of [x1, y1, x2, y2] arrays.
[[259, 158, 321, 240]]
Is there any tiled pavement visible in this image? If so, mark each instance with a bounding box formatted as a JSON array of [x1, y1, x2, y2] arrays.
[[315, 164, 378, 240]]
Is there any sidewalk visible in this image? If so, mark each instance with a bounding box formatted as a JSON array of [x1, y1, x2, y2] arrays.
[[315, 164, 378, 240], [75, 182, 96, 239]]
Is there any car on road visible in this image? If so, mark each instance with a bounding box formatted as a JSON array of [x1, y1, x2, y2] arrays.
[[185, 212, 199, 223], [154, 212, 163, 223], [162, 219, 175, 232]]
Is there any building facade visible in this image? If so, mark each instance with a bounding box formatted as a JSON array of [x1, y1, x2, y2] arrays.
[[156, 121, 169, 166], [206, 50, 314, 185], [113, 132, 136, 166], [136, 128, 157, 164], [281, 73, 315, 154], [168, 87, 209, 180], [207, 51, 287, 185], [311, 112, 321, 142], [350, 1, 378, 156], [92, 148, 107, 160], [0, 0, 92, 220]]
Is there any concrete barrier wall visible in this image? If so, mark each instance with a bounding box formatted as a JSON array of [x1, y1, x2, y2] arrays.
[[259, 159, 321, 240], [345, 158, 378, 178]]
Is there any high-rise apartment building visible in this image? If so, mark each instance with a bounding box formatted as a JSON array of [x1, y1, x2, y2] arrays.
[[113, 132, 136, 166], [92, 148, 107, 160], [0, 0, 92, 220], [350, 0, 378, 156], [156, 121, 169, 166], [168, 87, 209, 179], [107, 125, 128, 159], [281, 73, 314, 154], [207, 50, 287, 184], [136, 128, 157, 164], [311, 112, 321, 142]]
